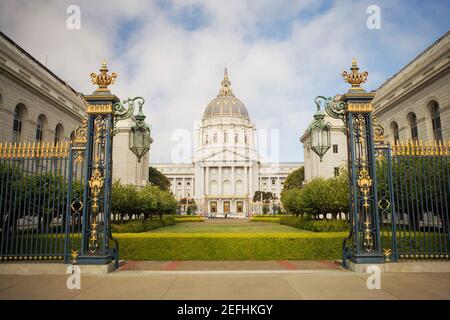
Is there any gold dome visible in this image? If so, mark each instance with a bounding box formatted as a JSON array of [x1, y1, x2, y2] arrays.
[[203, 68, 249, 120]]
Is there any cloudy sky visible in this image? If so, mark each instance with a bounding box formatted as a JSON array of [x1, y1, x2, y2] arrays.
[[0, 0, 449, 163]]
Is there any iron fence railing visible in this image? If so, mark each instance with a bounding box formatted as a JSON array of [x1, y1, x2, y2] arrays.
[[0, 142, 83, 263], [376, 140, 450, 262]]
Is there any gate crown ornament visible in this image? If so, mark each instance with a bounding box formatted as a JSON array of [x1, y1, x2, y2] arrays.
[[90, 60, 118, 92], [342, 58, 368, 91]]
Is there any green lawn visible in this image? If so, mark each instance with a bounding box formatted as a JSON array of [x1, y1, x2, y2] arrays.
[[147, 220, 312, 234]]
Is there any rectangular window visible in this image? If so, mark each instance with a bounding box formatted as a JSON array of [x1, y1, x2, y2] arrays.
[[236, 201, 243, 213], [210, 201, 217, 213], [235, 133, 239, 143], [333, 144, 338, 153], [224, 132, 228, 143], [272, 178, 276, 185], [334, 167, 340, 177]]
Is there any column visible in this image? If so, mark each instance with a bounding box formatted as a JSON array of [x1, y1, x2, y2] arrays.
[[218, 166, 222, 195], [249, 165, 253, 196], [205, 167, 209, 195], [277, 177, 281, 197], [244, 166, 248, 195], [231, 166, 236, 194]]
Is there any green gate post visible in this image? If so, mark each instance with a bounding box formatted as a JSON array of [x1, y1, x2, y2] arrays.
[[311, 59, 384, 267], [74, 61, 152, 266], [341, 59, 384, 265], [77, 61, 119, 265]]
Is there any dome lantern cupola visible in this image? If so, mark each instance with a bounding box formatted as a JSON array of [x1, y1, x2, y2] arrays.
[[219, 68, 234, 96]]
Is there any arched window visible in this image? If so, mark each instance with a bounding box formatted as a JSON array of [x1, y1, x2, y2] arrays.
[[430, 101, 442, 142], [244, 134, 248, 144], [390, 121, 399, 144], [54, 124, 64, 145], [235, 133, 239, 143], [213, 133, 217, 143], [12, 105, 24, 142], [409, 113, 418, 141], [204, 134, 208, 145], [36, 115, 46, 142]]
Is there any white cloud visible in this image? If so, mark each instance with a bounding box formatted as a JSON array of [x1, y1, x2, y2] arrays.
[[0, 0, 447, 163]]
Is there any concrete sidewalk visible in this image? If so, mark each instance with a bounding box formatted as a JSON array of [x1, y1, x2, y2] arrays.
[[1, 269, 449, 299], [119, 260, 342, 271]]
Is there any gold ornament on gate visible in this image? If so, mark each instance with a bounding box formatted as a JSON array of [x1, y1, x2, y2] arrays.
[[89, 158, 104, 213], [342, 58, 368, 90], [90, 60, 118, 92]]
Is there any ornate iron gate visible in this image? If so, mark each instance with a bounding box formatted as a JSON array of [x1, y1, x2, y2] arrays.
[[0, 61, 152, 266], [0, 141, 84, 263], [376, 141, 450, 262]]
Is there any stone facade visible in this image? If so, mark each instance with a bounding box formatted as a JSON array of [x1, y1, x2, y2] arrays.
[[153, 70, 303, 217], [112, 117, 149, 187], [0, 31, 85, 143], [301, 30, 450, 182], [0, 31, 148, 186], [372, 30, 450, 144], [300, 115, 347, 182]]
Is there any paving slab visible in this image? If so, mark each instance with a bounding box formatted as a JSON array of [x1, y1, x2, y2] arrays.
[[0, 270, 449, 300], [117, 260, 342, 272], [161, 274, 301, 300], [282, 273, 398, 300]]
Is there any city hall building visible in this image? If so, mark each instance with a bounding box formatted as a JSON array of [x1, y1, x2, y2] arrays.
[[153, 70, 302, 217]]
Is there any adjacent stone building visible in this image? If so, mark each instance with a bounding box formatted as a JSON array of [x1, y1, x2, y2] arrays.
[[372, 30, 450, 144], [0, 31, 86, 144], [300, 115, 347, 182], [301, 30, 450, 182], [0, 31, 148, 186]]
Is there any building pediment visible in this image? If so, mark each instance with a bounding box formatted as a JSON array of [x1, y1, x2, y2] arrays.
[[196, 148, 254, 163]]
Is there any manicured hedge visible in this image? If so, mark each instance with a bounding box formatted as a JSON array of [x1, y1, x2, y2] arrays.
[[250, 216, 280, 223], [115, 232, 347, 260], [280, 216, 349, 232], [174, 216, 204, 222], [111, 215, 175, 233]]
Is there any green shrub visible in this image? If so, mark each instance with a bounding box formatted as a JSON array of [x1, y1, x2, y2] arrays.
[[250, 217, 280, 223], [174, 216, 204, 222], [115, 232, 347, 260], [280, 169, 349, 219], [280, 216, 349, 232], [112, 181, 177, 221], [111, 215, 175, 233]]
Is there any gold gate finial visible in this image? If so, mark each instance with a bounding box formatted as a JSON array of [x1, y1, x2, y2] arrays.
[[90, 60, 118, 92], [342, 57, 368, 91]]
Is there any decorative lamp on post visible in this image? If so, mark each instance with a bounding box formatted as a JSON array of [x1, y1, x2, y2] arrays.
[[113, 97, 153, 163], [129, 105, 153, 162], [308, 102, 331, 162]]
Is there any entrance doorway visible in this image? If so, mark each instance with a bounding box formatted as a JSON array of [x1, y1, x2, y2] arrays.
[[210, 201, 217, 214], [223, 201, 230, 217]]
